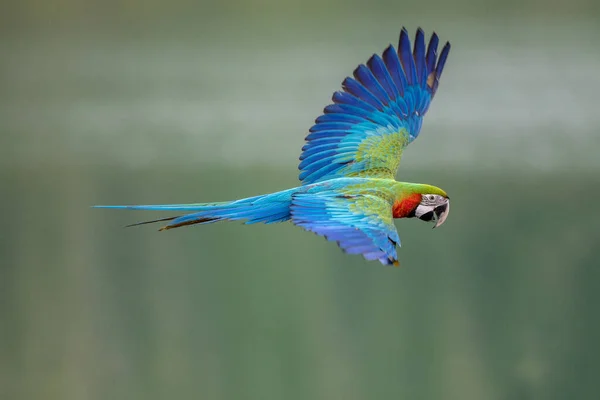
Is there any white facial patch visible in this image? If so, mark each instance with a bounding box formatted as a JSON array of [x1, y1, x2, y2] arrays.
[[415, 204, 435, 218]]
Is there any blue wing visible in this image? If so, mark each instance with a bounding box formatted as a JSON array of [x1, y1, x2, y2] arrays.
[[291, 192, 400, 266], [299, 28, 451, 184]]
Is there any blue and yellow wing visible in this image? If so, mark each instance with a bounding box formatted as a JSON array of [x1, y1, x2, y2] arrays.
[[291, 192, 400, 266], [299, 28, 450, 184]]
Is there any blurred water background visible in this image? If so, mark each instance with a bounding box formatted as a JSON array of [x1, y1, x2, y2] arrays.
[[2, 1, 600, 399]]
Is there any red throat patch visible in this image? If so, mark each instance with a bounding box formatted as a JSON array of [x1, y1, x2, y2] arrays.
[[392, 194, 422, 219]]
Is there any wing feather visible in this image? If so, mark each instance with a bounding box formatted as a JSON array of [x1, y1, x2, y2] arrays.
[[315, 113, 370, 124], [382, 45, 407, 96], [299, 28, 451, 185], [291, 192, 400, 266], [367, 54, 399, 99], [354, 64, 391, 104], [342, 77, 385, 110], [413, 28, 427, 88], [331, 91, 380, 114], [425, 33, 439, 78], [398, 28, 417, 85]]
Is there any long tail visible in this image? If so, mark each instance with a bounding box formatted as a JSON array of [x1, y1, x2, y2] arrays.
[[94, 188, 295, 231]]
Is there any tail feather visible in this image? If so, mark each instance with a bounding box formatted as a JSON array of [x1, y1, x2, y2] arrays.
[[93, 201, 237, 211], [95, 189, 295, 230], [125, 216, 177, 228], [158, 216, 220, 231]]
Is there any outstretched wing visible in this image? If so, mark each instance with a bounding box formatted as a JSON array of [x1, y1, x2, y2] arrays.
[[299, 28, 450, 184], [291, 192, 400, 266]]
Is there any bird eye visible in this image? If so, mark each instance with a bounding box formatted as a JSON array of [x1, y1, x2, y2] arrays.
[[428, 195, 435, 201]]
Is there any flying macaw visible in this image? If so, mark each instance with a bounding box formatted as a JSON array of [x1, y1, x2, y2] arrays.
[[96, 27, 451, 266]]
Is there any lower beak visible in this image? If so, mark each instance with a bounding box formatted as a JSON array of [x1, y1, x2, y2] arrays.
[[433, 201, 450, 229]]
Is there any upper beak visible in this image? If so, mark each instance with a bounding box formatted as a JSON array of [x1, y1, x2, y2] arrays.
[[433, 200, 450, 229]]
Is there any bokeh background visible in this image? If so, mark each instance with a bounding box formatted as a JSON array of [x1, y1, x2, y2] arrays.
[[2, 1, 600, 399]]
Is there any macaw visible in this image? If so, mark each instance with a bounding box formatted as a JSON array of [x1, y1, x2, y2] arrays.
[[96, 27, 451, 266]]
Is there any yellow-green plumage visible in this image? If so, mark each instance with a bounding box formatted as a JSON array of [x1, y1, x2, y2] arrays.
[[346, 130, 409, 179]]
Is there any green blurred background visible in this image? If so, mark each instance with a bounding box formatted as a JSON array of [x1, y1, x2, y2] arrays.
[[2, 0, 600, 399]]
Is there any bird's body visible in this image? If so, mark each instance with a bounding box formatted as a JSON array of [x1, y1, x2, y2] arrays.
[[96, 28, 453, 266]]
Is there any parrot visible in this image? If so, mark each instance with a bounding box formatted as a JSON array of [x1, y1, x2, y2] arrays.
[[95, 27, 451, 266]]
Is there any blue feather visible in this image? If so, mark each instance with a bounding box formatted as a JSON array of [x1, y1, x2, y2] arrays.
[[332, 91, 379, 113], [398, 28, 417, 85], [392, 97, 409, 117], [299, 144, 337, 159], [425, 33, 439, 79], [382, 45, 406, 96], [413, 28, 426, 88], [298, 149, 340, 169], [323, 103, 366, 117], [309, 122, 356, 132], [385, 101, 406, 122], [316, 113, 368, 124], [324, 103, 391, 126], [353, 64, 391, 105], [433, 42, 450, 93], [305, 130, 347, 140], [301, 138, 343, 150], [342, 77, 384, 110], [299, 162, 344, 183], [300, 143, 361, 161], [367, 54, 399, 99]]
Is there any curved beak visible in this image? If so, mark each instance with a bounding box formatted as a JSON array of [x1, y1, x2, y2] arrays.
[[433, 200, 450, 229]]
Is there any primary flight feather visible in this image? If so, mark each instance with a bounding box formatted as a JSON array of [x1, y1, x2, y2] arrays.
[[96, 27, 452, 266]]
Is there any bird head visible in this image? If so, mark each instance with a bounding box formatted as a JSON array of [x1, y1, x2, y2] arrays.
[[414, 193, 450, 228]]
